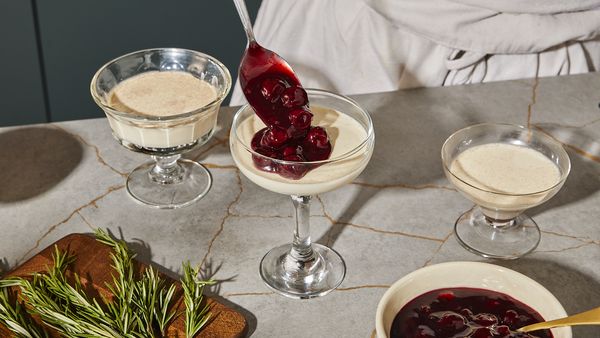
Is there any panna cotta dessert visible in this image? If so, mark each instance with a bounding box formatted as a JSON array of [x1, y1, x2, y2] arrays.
[[105, 71, 219, 150], [231, 104, 373, 196], [441, 124, 570, 259], [91, 48, 231, 208], [448, 143, 562, 220], [230, 4, 374, 296], [233, 41, 374, 196]]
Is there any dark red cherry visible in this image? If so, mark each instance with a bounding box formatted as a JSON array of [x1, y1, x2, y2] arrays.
[[260, 126, 289, 149], [251, 128, 266, 149], [282, 144, 302, 157], [302, 126, 332, 161], [494, 325, 511, 336], [260, 78, 286, 103], [289, 108, 312, 130], [437, 292, 455, 302], [470, 328, 494, 338], [305, 126, 330, 149], [485, 299, 501, 310], [436, 313, 466, 331], [502, 310, 519, 326], [414, 325, 435, 338], [252, 147, 279, 173], [281, 86, 308, 108], [278, 154, 309, 180], [472, 313, 498, 327], [419, 305, 432, 316], [459, 308, 473, 318]]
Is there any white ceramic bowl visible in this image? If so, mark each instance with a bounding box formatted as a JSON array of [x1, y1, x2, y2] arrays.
[[375, 262, 571, 338]]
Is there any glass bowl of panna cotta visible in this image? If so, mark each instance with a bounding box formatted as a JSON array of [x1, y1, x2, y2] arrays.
[[441, 124, 570, 259], [91, 48, 231, 209], [230, 89, 374, 298]]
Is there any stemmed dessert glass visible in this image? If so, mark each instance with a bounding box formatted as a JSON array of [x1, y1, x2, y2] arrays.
[[91, 48, 231, 209], [441, 124, 570, 259], [230, 89, 375, 298]]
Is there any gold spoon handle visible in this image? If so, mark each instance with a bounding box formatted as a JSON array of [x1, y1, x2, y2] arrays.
[[518, 306, 600, 332]]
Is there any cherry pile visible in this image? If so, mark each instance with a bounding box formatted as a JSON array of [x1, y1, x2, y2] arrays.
[[239, 42, 332, 179], [390, 288, 553, 338]]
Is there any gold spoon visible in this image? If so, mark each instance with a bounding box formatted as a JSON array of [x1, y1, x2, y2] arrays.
[[518, 306, 600, 332]]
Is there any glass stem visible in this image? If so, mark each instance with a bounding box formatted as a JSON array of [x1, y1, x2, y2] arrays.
[[290, 195, 314, 261], [484, 215, 517, 229], [149, 154, 184, 184]]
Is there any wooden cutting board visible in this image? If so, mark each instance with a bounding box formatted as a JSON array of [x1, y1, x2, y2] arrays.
[[0, 233, 247, 337]]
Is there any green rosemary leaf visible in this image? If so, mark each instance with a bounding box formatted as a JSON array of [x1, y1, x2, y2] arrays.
[[155, 282, 177, 335], [0, 229, 215, 338], [0, 286, 49, 338], [182, 262, 215, 338]]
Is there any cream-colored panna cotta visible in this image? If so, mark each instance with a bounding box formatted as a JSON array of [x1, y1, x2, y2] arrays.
[[232, 106, 372, 196], [448, 143, 562, 219], [107, 71, 218, 149]]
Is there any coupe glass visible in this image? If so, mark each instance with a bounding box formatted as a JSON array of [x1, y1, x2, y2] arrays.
[[90, 48, 231, 209], [441, 123, 570, 259], [230, 89, 374, 298]]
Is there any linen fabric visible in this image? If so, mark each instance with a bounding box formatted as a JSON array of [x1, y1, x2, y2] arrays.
[[230, 0, 600, 105]]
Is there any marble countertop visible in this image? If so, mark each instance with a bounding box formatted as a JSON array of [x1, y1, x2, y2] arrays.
[[1, 73, 599, 337]]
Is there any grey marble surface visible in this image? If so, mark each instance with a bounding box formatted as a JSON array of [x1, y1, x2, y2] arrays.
[[1, 73, 599, 337]]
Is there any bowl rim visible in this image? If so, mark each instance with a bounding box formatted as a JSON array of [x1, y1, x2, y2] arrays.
[[90, 47, 232, 122], [375, 261, 571, 338], [230, 88, 375, 165], [440, 123, 571, 196]]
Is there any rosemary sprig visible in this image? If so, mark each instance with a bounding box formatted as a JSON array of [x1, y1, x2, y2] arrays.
[[6, 247, 123, 337], [0, 286, 49, 338], [182, 262, 215, 338], [0, 229, 215, 338]]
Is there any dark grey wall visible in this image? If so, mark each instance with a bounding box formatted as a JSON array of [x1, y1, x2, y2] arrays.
[[0, 0, 261, 126], [0, 0, 47, 126]]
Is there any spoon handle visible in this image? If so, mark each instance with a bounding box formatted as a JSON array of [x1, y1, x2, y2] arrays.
[[518, 306, 600, 332], [232, 0, 256, 43]]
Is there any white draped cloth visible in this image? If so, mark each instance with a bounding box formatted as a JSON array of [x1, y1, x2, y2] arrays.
[[230, 0, 600, 105]]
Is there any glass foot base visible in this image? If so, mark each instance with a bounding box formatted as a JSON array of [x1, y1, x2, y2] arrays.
[[126, 159, 211, 209], [455, 208, 541, 260], [259, 243, 346, 299]]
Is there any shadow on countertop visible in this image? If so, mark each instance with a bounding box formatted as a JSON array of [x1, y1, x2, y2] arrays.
[[317, 84, 482, 246], [0, 126, 83, 202], [530, 125, 600, 217], [497, 258, 600, 337]]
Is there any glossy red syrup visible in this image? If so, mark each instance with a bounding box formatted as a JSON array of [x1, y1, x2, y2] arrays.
[[239, 41, 332, 179], [390, 288, 553, 338]]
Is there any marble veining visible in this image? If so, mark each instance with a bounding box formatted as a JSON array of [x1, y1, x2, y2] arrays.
[[1, 73, 599, 337]]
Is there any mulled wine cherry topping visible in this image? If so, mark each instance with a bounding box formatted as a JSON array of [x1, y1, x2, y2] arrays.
[[239, 41, 332, 179], [390, 288, 553, 338], [260, 78, 286, 103], [302, 126, 332, 161], [279, 154, 310, 180], [260, 126, 289, 149], [281, 86, 308, 108]]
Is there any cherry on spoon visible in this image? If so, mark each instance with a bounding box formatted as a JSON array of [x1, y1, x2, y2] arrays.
[[232, 0, 331, 179], [518, 306, 600, 333], [232, 0, 303, 127]]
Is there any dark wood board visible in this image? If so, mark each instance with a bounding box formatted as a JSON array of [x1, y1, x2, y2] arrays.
[[0, 233, 247, 337]]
